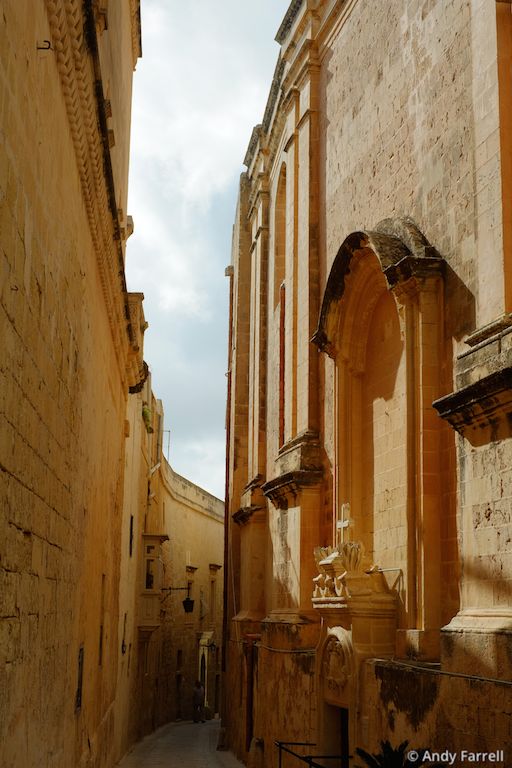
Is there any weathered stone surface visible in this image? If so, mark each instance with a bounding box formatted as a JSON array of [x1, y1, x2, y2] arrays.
[[0, 2, 144, 767], [224, 0, 512, 762]]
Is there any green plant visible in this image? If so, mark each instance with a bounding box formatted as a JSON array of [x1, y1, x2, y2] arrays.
[[355, 740, 442, 768]]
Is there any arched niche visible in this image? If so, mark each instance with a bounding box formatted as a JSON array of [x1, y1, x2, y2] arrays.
[[318, 627, 355, 764], [321, 626, 356, 708], [313, 218, 446, 637]]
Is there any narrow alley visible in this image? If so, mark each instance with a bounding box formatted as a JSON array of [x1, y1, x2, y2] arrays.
[[117, 721, 244, 768]]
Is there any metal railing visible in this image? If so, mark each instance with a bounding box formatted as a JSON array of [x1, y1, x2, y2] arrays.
[[275, 741, 350, 768]]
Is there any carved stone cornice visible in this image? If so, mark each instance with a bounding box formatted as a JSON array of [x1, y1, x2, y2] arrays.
[[129, 0, 142, 67], [312, 218, 443, 358], [434, 323, 512, 444], [465, 313, 512, 347], [276, 0, 305, 44], [44, 0, 145, 391], [126, 292, 148, 392], [276, 430, 322, 476], [232, 505, 263, 527], [433, 367, 512, 443], [244, 124, 262, 168], [262, 469, 323, 509], [384, 254, 444, 288], [262, 57, 286, 133]]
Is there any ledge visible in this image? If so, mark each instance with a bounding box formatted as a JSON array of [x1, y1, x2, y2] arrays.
[[433, 367, 512, 444], [262, 469, 323, 509], [276, 430, 322, 476], [312, 218, 442, 357], [275, 0, 305, 44], [232, 505, 264, 526]]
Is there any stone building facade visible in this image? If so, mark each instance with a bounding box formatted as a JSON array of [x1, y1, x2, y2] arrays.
[[0, 2, 145, 767], [223, 1, 512, 765], [1, 2, 225, 767], [115, 382, 224, 755]]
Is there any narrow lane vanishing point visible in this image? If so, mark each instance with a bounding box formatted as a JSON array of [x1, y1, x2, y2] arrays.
[[117, 720, 245, 768]]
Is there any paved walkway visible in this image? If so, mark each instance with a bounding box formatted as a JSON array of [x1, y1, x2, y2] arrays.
[[117, 720, 245, 768]]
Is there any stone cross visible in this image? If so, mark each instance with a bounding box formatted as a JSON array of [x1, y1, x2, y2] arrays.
[[336, 502, 352, 549]]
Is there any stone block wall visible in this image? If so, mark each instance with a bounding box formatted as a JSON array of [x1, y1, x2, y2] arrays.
[[0, 2, 142, 767], [224, 0, 512, 764], [361, 660, 512, 756]]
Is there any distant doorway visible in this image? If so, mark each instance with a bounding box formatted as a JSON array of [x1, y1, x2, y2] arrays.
[[200, 653, 206, 685], [323, 704, 349, 768], [175, 673, 182, 720]]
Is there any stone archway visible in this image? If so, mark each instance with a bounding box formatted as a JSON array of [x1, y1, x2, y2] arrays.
[[312, 218, 448, 647]]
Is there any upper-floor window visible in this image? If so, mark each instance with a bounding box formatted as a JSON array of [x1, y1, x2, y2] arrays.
[[273, 164, 287, 310], [144, 544, 156, 590]]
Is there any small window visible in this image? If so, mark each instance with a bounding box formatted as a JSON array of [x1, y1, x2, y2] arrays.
[[99, 574, 106, 666], [75, 645, 84, 712], [129, 516, 134, 556], [145, 558, 155, 589], [210, 580, 216, 622]]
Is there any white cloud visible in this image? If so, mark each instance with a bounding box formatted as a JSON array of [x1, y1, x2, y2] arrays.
[[127, 0, 290, 498]]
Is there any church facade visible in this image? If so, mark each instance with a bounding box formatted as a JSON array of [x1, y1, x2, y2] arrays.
[[1, 3, 226, 766], [223, 0, 512, 764]]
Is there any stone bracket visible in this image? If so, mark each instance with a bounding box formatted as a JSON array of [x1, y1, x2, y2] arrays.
[[262, 469, 323, 510], [433, 367, 512, 443], [233, 505, 264, 526]]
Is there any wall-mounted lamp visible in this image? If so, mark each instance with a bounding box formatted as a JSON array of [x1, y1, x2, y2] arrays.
[[162, 583, 194, 613]]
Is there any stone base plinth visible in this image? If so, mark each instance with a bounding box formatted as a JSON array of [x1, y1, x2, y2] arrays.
[[441, 610, 512, 681], [396, 628, 440, 662]]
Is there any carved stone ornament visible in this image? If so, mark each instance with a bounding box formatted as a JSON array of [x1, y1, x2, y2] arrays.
[[312, 542, 390, 604], [322, 627, 355, 703]]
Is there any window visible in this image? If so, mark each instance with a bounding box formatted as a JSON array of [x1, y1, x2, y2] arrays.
[[75, 645, 84, 712]]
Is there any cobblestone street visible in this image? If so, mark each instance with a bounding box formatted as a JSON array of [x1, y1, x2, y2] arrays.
[[117, 720, 244, 768]]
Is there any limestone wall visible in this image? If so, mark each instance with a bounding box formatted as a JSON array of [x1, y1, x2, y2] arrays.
[[0, 2, 142, 767], [159, 462, 224, 722], [361, 660, 512, 757], [224, 0, 512, 763]]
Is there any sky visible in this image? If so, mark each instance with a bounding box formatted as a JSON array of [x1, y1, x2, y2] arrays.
[[126, 1, 291, 500]]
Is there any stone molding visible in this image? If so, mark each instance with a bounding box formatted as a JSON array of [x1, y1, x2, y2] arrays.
[[434, 323, 512, 443], [126, 292, 148, 391], [433, 367, 512, 440], [465, 313, 512, 347], [129, 0, 142, 67], [232, 505, 264, 527], [276, 429, 322, 474], [262, 57, 286, 133], [275, 0, 305, 44], [262, 469, 323, 509], [44, 0, 145, 390], [312, 217, 443, 357], [321, 627, 355, 704], [243, 124, 262, 168]]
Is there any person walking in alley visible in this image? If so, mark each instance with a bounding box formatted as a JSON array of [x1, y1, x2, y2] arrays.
[[192, 680, 205, 723]]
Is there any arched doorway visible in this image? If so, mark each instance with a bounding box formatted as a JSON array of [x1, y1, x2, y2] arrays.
[[313, 217, 448, 644], [318, 627, 355, 768]]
